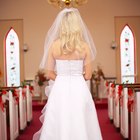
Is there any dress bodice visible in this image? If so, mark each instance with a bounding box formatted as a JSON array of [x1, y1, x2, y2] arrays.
[[56, 60, 84, 76]]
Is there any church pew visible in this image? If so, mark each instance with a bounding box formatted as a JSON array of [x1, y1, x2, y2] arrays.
[[18, 87, 27, 130], [26, 85, 33, 123], [0, 85, 33, 139], [9, 90, 19, 140], [113, 85, 120, 129], [107, 83, 140, 138], [0, 90, 8, 140], [119, 84, 140, 139], [120, 87, 129, 138], [107, 82, 114, 121], [130, 89, 140, 140]]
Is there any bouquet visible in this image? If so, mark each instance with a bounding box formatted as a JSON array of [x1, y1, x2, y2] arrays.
[[35, 69, 49, 86]]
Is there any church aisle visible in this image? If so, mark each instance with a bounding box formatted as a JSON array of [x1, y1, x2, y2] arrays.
[[16, 100, 124, 140], [16, 110, 42, 140], [97, 109, 124, 140]]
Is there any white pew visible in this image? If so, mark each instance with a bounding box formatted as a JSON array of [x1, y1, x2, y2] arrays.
[[19, 87, 27, 130], [120, 87, 129, 139], [0, 93, 7, 140], [108, 83, 114, 121], [113, 85, 120, 128], [9, 90, 19, 140], [131, 90, 140, 140], [26, 85, 33, 122]]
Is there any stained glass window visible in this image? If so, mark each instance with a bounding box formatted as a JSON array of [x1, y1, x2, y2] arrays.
[[120, 25, 135, 83], [5, 28, 20, 86]]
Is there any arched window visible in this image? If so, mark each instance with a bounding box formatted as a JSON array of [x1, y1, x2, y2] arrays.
[[5, 28, 20, 86], [120, 25, 135, 83]]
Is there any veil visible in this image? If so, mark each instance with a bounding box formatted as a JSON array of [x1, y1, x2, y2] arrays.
[[39, 8, 96, 70]]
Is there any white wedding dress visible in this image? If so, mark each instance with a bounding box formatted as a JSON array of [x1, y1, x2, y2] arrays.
[[33, 60, 102, 140]]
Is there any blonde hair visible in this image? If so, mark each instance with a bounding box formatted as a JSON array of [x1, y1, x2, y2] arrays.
[[59, 11, 83, 55]]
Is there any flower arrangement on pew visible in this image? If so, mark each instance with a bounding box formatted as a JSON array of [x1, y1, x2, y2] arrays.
[[91, 65, 105, 100], [110, 83, 115, 98], [104, 81, 109, 95], [21, 80, 34, 96], [92, 65, 105, 85], [127, 87, 134, 112], [0, 89, 7, 112], [116, 85, 123, 106], [116, 84, 134, 112], [0, 68, 4, 87], [11, 89, 19, 104]]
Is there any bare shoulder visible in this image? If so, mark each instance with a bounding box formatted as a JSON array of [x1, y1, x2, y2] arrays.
[[51, 39, 61, 48], [81, 41, 90, 52], [51, 39, 61, 57]]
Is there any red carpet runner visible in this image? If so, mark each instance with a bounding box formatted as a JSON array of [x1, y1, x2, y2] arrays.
[[16, 100, 124, 140]]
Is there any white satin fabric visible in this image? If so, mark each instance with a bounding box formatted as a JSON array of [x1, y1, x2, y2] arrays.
[[33, 60, 102, 140]]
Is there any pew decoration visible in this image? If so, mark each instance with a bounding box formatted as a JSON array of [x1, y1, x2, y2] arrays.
[[22, 88, 26, 99], [0, 68, 3, 86], [92, 66, 105, 85], [110, 83, 115, 97], [0, 89, 8, 140], [117, 85, 123, 106], [0, 90, 7, 112], [11, 89, 19, 104], [118, 85, 123, 98], [105, 81, 109, 95], [127, 88, 134, 112], [21, 81, 34, 95]]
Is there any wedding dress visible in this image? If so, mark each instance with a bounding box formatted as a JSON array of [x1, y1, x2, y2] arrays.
[[33, 59, 102, 140]]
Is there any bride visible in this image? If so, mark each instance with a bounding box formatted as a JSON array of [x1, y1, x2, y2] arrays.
[[33, 8, 102, 140]]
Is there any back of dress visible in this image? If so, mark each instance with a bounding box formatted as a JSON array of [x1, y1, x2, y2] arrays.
[[56, 59, 83, 76], [33, 58, 102, 140]]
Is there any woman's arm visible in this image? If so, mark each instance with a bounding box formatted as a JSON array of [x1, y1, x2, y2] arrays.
[[46, 44, 57, 81], [46, 70, 56, 81], [83, 63, 92, 80], [83, 44, 92, 80]]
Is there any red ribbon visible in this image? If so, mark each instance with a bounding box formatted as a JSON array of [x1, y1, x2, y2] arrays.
[[127, 100, 134, 112], [111, 83, 115, 88], [0, 95, 4, 112], [105, 81, 109, 95], [24, 85, 34, 95], [127, 88, 134, 112], [105, 81, 109, 87], [110, 83, 115, 98], [116, 85, 123, 106], [29, 86, 34, 95], [119, 97, 123, 107], [22, 89, 26, 98], [128, 88, 133, 96], [118, 85, 123, 98], [2, 90, 7, 95], [29, 86, 34, 92], [0, 90, 7, 112], [12, 89, 19, 104]]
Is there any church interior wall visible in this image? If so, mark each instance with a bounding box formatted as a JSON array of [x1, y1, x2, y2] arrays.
[[0, 0, 140, 80]]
